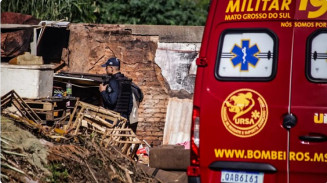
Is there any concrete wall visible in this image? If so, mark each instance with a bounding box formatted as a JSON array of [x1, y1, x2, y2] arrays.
[[1, 64, 54, 98], [155, 43, 200, 94]]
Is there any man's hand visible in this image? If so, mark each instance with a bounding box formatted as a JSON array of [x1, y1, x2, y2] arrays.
[[99, 83, 108, 92]]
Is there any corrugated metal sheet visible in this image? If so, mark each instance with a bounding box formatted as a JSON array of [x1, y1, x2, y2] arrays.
[[163, 97, 193, 145]]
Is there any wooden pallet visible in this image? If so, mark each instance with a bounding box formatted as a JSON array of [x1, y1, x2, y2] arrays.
[[23, 100, 55, 121], [24, 100, 53, 111], [66, 101, 142, 158], [35, 109, 65, 121], [1, 90, 42, 124], [23, 99, 73, 122], [101, 123, 141, 159]]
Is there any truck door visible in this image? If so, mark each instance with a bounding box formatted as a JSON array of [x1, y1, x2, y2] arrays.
[[199, 23, 293, 182], [289, 28, 327, 182]]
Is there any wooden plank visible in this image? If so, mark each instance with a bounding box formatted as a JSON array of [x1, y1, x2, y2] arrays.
[[33, 110, 54, 121], [130, 144, 140, 159], [84, 114, 115, 128], [65, 100, 79, 130], [88, 112, 119, 125], [110, 134, 137, 137], [106, 129, 133, 132], [112, 140, 142, 144], [12, 91, 42, 122], [74, 107, 85, 135], [1, 96, 12, 109], [122, 143, 131, 154], [29, 109, 64, 120], [86, 119, 107, 132], [24, 100, 53, 110]]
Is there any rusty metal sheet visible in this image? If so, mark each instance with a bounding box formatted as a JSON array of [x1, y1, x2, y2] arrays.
[[163, 97, 193, 145]]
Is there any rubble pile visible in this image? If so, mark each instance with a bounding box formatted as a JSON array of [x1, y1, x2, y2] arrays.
[[1, 90, 160, 183]]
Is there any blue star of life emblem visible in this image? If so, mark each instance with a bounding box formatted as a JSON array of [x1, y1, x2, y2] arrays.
[[231, 40, 260, 71]]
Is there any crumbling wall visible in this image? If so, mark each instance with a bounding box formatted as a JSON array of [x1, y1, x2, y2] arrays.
[[1, 15, 204, 146], [155, 43, 201, 144], [1, 12, 40, 58], [154, 42, 200, 145], [155, 42, 200, 94], [64, 24, 203, 146], [65, 24, 168, 146]]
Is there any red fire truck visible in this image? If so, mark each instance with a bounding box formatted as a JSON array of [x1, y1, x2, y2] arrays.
[[187, 0, 327, 182]]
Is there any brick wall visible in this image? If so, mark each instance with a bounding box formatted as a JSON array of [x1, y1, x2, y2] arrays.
[[66, 24, 170, 146]]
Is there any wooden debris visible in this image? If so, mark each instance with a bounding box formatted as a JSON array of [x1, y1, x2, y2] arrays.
[[1, 91, 155, 183], [64, 101, 142, 158], [0, 173, 9, 180], [1, 90, 42, 124], [21, 97, 77, 122], [2, 163, 26, 175], [84, 160, 99, 183], [2, 150, 26, 157]]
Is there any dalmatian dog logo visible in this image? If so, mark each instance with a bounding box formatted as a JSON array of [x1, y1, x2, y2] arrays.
[[221, 88, 268, 138]]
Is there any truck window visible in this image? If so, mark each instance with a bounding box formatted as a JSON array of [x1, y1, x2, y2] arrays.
[[307, 29, 327, 82], [216, 29, 277, 81]]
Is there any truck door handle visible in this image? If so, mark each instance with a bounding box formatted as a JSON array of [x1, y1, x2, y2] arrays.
[[299, 133, 327, 142]]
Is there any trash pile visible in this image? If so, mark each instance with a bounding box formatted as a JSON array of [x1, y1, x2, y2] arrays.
[[1, 90, 159, 183]]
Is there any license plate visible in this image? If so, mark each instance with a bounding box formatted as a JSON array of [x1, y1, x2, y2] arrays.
[[221, 170, 264, 183]]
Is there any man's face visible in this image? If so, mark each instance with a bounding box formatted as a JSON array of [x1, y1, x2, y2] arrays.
[[106, 66, 113, 75]]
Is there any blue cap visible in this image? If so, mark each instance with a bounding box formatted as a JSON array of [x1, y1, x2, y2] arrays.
[[101, 57, 120, 67]]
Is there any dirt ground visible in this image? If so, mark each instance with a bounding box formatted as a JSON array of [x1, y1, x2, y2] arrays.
[[1, 116, 160, 183]]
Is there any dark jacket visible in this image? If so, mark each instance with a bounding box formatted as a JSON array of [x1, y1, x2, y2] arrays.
[[100, 72, 133, 118]]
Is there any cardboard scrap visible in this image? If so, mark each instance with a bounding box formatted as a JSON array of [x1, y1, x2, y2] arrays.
[[9, 52, 43, 65]]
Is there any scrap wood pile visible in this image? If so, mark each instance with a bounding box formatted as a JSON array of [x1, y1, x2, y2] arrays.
[[1, 90, 159, 183]]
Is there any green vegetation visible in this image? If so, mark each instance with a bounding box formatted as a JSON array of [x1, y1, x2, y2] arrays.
[[1, 0, 99, 23], [48, 163, 69, 183], [1, 0, 209, 25]]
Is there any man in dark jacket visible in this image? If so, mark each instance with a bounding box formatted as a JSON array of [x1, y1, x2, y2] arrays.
[[99, 57, 133, 121]]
